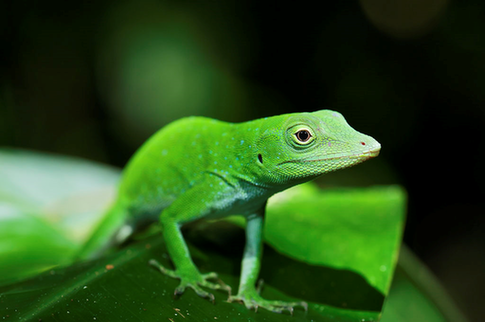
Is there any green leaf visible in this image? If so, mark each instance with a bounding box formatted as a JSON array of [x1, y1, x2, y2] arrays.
[[1, 148, 462, 321], [0, 235, 466, 321], [0, 232, 382, 321], [0, 204, 75, 285], [265, 184, 406, 295], [224, 183, 406, 314], [0, 148, 120, 284], [0, 148, 120, 241]]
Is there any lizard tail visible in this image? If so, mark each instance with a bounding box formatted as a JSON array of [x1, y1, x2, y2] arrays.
[[74, 201, 131, 261]]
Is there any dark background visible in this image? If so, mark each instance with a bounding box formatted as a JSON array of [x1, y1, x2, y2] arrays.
[[1, 0, 483, 320]]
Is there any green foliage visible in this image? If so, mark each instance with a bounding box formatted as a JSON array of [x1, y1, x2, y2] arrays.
[[266, 184, 404, 295], [0, 233, 382, 321], [0, 205, 75, 285], [0, 148, 119, 240], [0, 148, 119, 285], [0, 149, 464, 321]]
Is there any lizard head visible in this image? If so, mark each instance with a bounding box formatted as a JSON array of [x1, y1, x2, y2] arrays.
[[253, 110, 381, 187]]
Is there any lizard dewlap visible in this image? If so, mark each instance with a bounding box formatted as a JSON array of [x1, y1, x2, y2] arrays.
[[77, 110, 381, 313]]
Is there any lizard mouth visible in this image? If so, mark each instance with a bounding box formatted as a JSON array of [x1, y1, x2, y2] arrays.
[[278, 147, 380, 165]]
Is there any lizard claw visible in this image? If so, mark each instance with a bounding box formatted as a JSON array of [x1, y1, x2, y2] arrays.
[[149, 258, 230, 303], [228, 291, 307, 314]]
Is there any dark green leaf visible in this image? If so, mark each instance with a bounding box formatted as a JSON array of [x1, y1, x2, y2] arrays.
[[2, 148, 462, 322], [0, 233, 382, 321]]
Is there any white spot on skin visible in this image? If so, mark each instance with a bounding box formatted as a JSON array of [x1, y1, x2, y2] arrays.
[[240, 140, 244, 145]]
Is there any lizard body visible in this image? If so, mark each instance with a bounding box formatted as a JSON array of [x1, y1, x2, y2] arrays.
[[77, 110, 381, 313]]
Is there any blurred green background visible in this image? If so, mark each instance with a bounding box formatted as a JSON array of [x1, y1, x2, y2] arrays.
[[0, 0, 484, 320]]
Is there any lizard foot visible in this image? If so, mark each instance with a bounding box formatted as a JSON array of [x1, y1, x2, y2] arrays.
[[149, 259, 231, 302], [227, 290, 308, 314]]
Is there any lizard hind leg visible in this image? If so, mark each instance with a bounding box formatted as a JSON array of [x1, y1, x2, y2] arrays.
[[228, 292, 308, 314]]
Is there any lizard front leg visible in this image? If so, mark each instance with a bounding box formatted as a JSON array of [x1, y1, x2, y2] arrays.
[[149, 218, 230, 301], [149, 180, 232, 301], [228, 206, 307, 314]]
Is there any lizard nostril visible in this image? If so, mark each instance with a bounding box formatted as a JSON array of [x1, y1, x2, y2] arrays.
[[360, 142, 366, 146]]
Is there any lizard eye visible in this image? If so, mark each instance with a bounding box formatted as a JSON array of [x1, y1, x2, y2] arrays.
[[295, 129, 312, 144], [287, 124, 315, 148]]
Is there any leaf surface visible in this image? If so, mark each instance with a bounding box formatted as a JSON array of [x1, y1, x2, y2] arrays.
[[0, 148, 424, 321]]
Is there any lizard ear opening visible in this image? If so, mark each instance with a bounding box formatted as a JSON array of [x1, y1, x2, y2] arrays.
[[257, 154, 263, 164]]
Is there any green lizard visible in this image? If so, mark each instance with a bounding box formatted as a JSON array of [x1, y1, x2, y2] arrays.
[[77, 110, 380, 313]]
